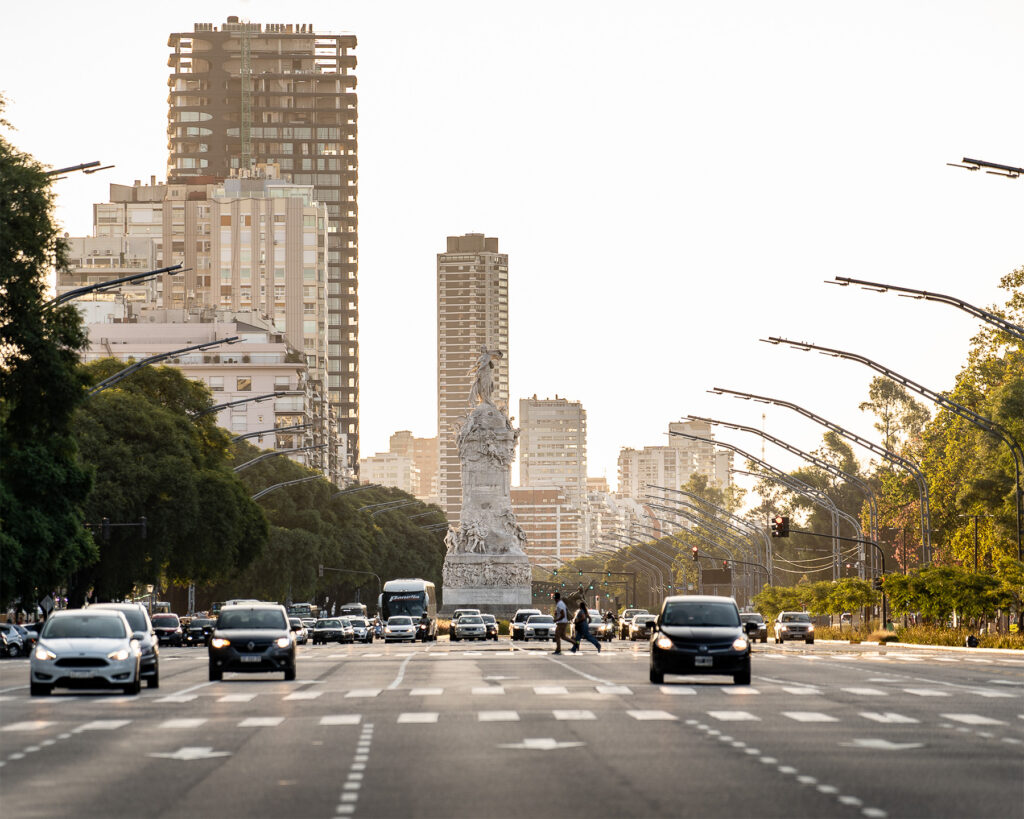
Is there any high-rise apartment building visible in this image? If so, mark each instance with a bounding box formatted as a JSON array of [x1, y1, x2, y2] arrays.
[[518, 396, 587, 506], [437, 234, 509, 524], [617, 420, 731, 499], [167, 17, 359, 478]]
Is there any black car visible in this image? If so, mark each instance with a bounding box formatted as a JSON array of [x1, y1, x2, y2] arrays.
[[184, 617, 216, 647], [649, 595, 758, 686], [151, 613, 183, 646], [740, 612, 768, 643], [481, 614, 499, 641], [208, 604, 296, 681], [311, 618, 348, 645]]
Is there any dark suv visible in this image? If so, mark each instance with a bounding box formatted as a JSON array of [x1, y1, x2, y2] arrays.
[[649, 595, 758, 686], [208, 604, 296, 681]]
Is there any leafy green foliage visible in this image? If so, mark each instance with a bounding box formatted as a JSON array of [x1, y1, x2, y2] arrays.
[[0, 99, 96, 609]]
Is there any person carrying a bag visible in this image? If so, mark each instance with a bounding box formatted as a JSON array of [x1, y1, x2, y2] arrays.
[[571, 599, 601, 653]]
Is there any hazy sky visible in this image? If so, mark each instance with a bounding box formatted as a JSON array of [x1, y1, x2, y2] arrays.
[[3, 1, 1022, 493]]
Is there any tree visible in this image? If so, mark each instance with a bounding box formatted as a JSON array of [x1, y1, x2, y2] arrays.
[[70, 364, 268, 604], [858, 377, 930, 453], [0, 98, 96, 609]]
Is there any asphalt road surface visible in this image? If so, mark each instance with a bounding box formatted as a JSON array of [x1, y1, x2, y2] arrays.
[[1, 639, 1022, 819]]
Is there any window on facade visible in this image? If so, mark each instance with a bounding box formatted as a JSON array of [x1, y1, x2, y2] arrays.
[[209, 376, 224, 391], [236, 376, 251, 392]]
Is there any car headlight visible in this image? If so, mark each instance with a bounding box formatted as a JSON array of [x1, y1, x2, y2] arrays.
[[807, 624, 814, 632], [732, 637, 749, 651], [654, 635, 673, 650], [174, 628, 182, 633], [210, 637, 230, 648], [275, 636, 291, 649], [385, 627, 392, 634], [34, 645, 56, 661], [108, 648, 131, 661]]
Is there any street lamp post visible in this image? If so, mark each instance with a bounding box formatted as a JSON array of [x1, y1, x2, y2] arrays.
[[231, 422, 310, 443], [763, 336, 1023, 561], [829, 277, 1024, 343], [946, 156, 1023, 179], [47, 264, 184, 307], [250, 475, 321, 501], [232, 444, 328, 473], [193, 391, 289, 418], [708, 387, 927, 561], [89, 336, 240, 395]]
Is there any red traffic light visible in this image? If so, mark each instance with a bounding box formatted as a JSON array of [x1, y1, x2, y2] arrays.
[[691, 546, 699, 561]]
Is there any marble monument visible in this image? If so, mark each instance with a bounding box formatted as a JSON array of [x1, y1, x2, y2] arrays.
[[442, 347, 532, 613]]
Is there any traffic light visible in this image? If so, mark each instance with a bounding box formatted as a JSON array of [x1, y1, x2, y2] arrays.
[[872, 575, 883, 591], [139, 516, 147, 540], [318, 564, 324, 578], [691, 546, 699, 561], [771, 515, 790, 538], [101, 516, 111, 541], [606, 571, 611, 578], [552, 569, 558, 575], [722, 560, 729, 569], [578, 569, 583, 576]]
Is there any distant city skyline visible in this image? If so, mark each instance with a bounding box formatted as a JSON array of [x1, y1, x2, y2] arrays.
[[4, 2, 1022, 494]]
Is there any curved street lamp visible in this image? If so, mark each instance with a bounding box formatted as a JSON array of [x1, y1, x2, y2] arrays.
[[89, 336, 240, 395]]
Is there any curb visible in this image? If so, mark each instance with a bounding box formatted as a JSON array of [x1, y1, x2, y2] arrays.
[[817, 639, 1023, 655]]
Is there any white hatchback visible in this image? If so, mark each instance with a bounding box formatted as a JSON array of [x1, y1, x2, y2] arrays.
[[30, 609, 143, 696]]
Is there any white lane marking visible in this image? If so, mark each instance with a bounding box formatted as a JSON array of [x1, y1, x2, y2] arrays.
[[553, 710, 596, 720], [533, 686, 568, 695], [627, 710, 677, 721], [74, 720, 131, 732], [478, 711, 519, 722], [148, 746, 231, 760], [320, 714, 361, 725], [904, 688, 950, 697], [397, 712, 438, 723], [784, 712, 839, 723], [409, 688, 443, 696], [660, 686, 696, 695], [238, 717, 284, 727], [843, 688, 887, 696], [544, 655, 615, 685], [596, 685, 632, 695], [0, 685, 29, 694], [2, 721, 55, 732], [167, 681, 216, 698], [967, 689, 1014, 698], [941, 713, 1006, 726], [387, 652, 417, 690], [156, 695, 197, 703], [160, 718, 208, 729], [362, 653, 382, 658], [707, 711, 760, 722], [720, 687, 760, 695], [471, 687, 505, 695], [497, 737, 585, 750], [782, 687, 821, 696], [283, 691, 322, 701], [218, 693, 256, 703], [345, 689, 381, 698], [860, 712, 919, 724]]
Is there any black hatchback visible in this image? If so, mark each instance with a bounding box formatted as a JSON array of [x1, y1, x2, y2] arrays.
[[208, 604, 296, 681], [649, 595, 758, 686]]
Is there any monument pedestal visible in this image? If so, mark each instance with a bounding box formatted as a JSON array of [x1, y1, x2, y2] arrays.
[[442, 553, 531, 619]]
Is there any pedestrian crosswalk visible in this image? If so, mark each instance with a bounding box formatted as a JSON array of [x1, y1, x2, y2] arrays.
[[1, 708, 1016, 734]]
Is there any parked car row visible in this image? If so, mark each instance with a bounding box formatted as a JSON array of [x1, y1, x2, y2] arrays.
[[1, 622, 39, 658]]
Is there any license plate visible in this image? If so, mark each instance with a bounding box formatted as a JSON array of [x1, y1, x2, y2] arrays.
[[240, 655, 262, 663], [69, 670, 94, 678], [695, 657, 713, 667]]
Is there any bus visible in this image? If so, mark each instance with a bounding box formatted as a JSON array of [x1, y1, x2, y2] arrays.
[[339, 602, 368, 619], [379, 579, 437, 641], [287, 602, 318, 619]]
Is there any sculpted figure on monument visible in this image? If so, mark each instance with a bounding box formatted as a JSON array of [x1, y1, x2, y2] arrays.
[[468, 346, 503, 407]]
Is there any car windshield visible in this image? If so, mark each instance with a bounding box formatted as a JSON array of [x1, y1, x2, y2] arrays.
[[92, 606, 147, 631], [192, 619, 215, 627], [218, 609, 287, 630], [661, 602, 740, 628], [782, 613, 810, 623], [389, 617, 413, 625], [350, 619, 367, 627], [41, 614, 128, 640], [152, 615, 179, 627], [460, 616, 483, 624], [516, 612, 540, 622], [481, 615, 496, 623], [527, 615, 553, 624], [741, 614, 764, 623], [317, 620, 341, 628], [289, 618, 302, 627]]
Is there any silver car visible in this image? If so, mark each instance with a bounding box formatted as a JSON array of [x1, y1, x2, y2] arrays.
[[384, 616, 417, 643], [349, 617, 374, 643], [454, 615, 486, 641], [90, 603, 160, 688], [775, 611, 815, 644], [30, 609, 143, 696]]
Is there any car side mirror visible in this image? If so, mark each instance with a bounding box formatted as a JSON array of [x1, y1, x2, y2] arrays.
[[131, 631, 147, 642]]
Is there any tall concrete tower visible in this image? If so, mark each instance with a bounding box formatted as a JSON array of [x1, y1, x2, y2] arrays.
[[167, 17, 360, 478], [436, 234, 509, 524]]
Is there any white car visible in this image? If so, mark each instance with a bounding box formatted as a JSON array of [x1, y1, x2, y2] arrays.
[[30, 609, 143, 696], [454, 615, 487, 641], [384, 616, 417, 643], [523, 614, 555, 642]]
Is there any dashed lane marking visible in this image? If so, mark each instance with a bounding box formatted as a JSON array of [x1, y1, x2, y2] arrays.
[[941, 714, 1007, 726], [320, 715, 361, 725], [783, 712, 839, 723], [478, 711, 519, 722], [859, 712, 919, 724], [396, 712, 438, 724], [553, 710, 596, 720], [627, 710, 677, 721], [238, 717, 285, 727], [2, 722, 55, 732], [160, 718, 208, 729], [707, 711, 760, 722]]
